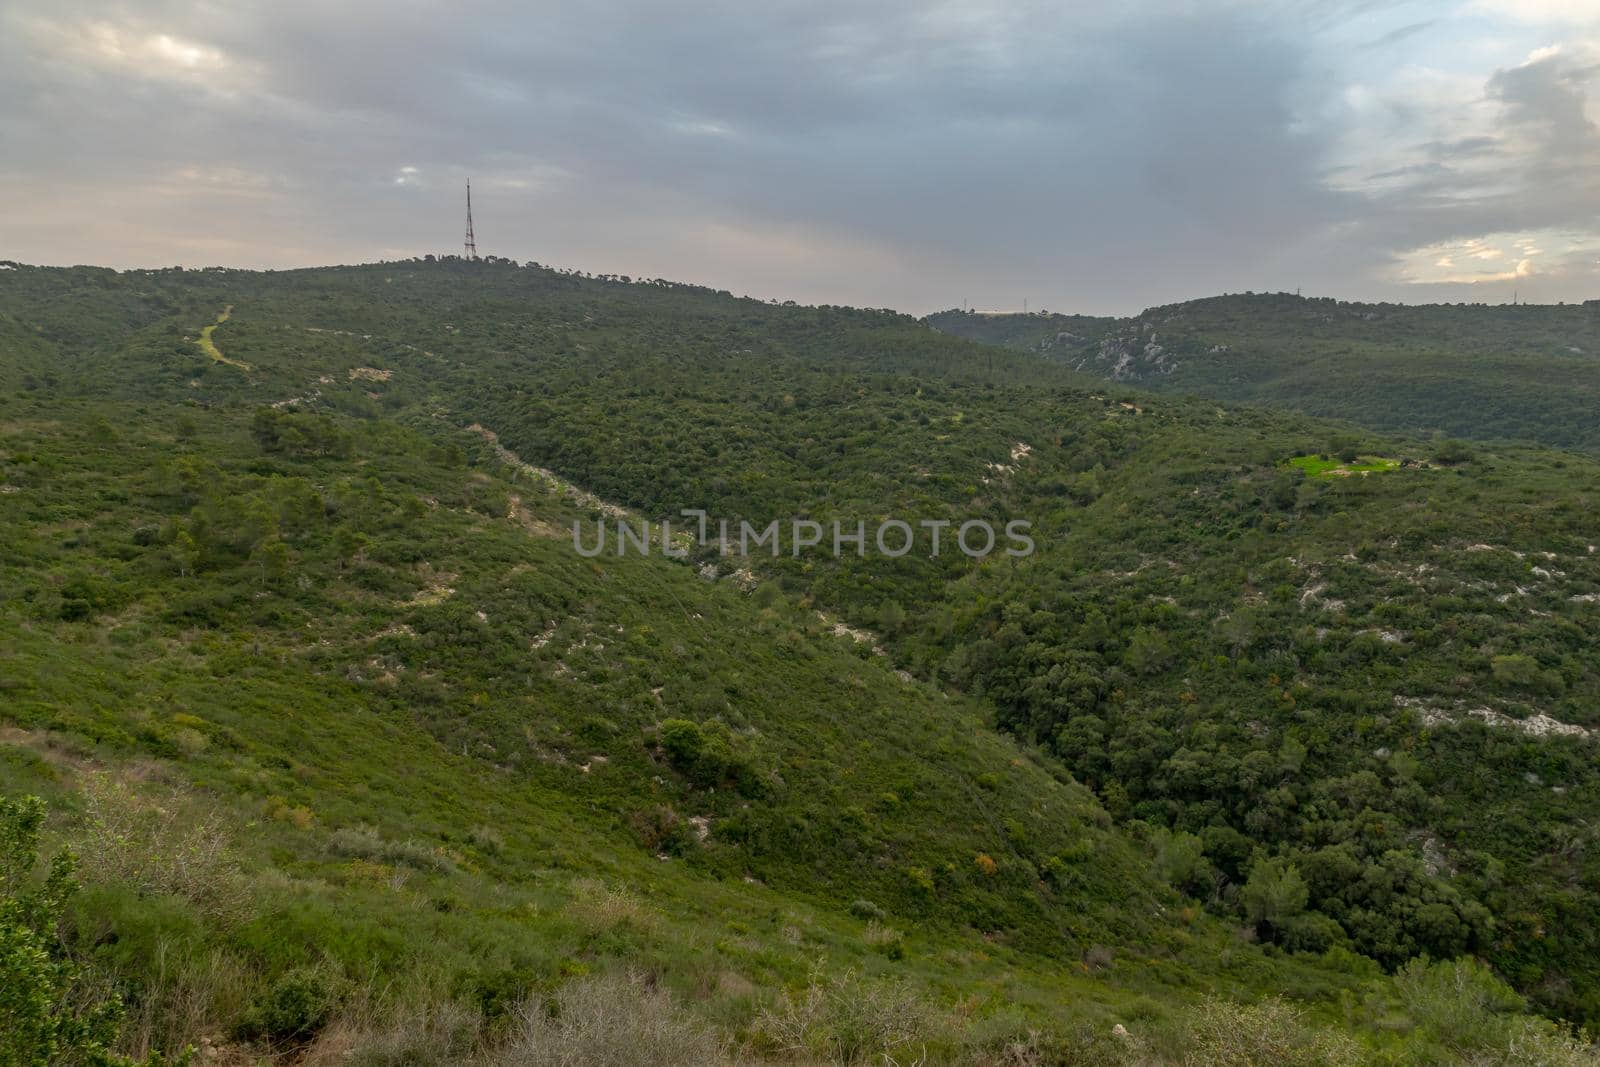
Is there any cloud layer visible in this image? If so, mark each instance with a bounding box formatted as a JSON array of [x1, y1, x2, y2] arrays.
[[2, 0, 1598, 313]]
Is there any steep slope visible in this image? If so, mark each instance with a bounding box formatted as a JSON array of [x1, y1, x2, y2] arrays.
[[0, 312, 59, 392], [1, 396, 1446, 1063], [414, 275, 1600, 1025], [927, 294, 1600, 454]]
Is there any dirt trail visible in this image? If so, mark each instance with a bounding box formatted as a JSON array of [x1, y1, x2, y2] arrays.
[[466, 423, 630, 520], [198, 305, 251, 370], [466, 422, 698, 555]]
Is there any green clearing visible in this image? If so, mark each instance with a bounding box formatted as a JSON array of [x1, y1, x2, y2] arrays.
[[196, 303, 250, 369], [1287, 454, 1402, 477]]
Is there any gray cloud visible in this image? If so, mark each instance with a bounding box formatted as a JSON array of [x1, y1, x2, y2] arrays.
[[1363, 20, 1437, 49], [1, 0, 1596, 312], [1323, 45, 1600, 292]]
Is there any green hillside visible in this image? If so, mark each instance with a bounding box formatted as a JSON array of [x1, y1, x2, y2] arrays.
[[2, 260, 1597, 1064], [926, 294, 1600, 454]]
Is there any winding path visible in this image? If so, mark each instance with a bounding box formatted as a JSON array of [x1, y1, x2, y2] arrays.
[[198, 305, 251, 370]]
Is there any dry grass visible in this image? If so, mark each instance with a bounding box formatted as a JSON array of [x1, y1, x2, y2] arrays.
[[751, 966, 940, 1065], [76, 770, 247, 922], [481, 970, 728, 1067], [67, 938, 255, 1063], [565, 878, 657, 932], [862, 920, 901, 948], [1176, 997, 1361, 1067], [303, 991, 482, 1067]]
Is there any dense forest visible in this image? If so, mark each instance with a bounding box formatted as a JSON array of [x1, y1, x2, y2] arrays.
[[2, 258, 1598, 1064], [927, 295, 1600, 454]]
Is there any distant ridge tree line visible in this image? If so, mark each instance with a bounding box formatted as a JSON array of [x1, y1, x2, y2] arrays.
[[928, 291, 1600, 454]]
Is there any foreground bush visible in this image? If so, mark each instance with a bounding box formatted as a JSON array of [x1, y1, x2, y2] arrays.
[[1177, 996, 1362, 1067], [77, 773, 246, 922], [484, 970, 727, 1067], [303, 995, 480, 1066], [1394, 958, 1598, 1066], [751, 966, 939, 1065], [1, 794, 175, 1067]]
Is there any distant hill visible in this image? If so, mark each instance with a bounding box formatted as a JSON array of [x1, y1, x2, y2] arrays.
[[927, 294, 1600, 454]]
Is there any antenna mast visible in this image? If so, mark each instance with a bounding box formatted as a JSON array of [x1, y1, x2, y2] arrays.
[[464, 181, 478, 260]]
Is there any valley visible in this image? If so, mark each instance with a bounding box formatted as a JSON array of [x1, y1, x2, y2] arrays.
[[2, 259, 1598, 1064]]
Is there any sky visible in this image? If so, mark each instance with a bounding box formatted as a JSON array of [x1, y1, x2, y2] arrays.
[[2, 0, 1599, 315]]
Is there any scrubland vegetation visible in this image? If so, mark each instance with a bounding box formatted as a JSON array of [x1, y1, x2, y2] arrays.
[[2, 258, 1599, 1062], [929, 294, 1600, 455]]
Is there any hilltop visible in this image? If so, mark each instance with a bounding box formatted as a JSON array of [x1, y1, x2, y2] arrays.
[[927, 293, 1600, 454]]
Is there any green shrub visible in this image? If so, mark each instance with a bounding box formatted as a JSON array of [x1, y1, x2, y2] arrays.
[[848, 898, 885, 921], [238, 967, 338, 1044], [654, 719, 764, 796], [327, 825, 457, 873], [1152, 828, 1212, 898], [1241, 857, 1308, 940], [1278, 912, 1346, 954], [1431, 440, 1475, 465], [0, 794, 172, 1066], [657, 719, 705, 772], [1491, 654, 1563, 695], [1179, 996, 1361, 1066], [1395, 957, 1597, 1064]]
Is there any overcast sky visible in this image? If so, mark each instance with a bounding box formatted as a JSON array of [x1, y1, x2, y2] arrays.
[[3, 0, 1599, 314]]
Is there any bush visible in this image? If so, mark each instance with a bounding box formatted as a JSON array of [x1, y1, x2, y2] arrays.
[[1431, 440, 1475, 465], [303, 996, 481, 1067], [1279, 912, 1345, 954], [750, 967, 938, 1065], [627, 805, 690, 854], [863, 920, 905, 960], [0, 795, 168, 1066], [1180, 996, 1361, 1066], [326, 825, 457, 873], [485, 970, 725, 1066], [1241, 857, 1308, 940], [114, 946, 251, 1065], [1491, 654, 1563, 696], [654, 719, 764, 796], [78, 772, 245, 921], [1152, 828, 1212, 898], [565, 879, 657, 933], [1395, 957, 1597, 1064], [238, 967, 339, 1045], [848, 898, 885, 921]]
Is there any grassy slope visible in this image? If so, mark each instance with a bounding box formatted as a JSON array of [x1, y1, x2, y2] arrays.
[[2, 261, 1597, 1061], [0, 396, 1413, 1062], [379, 271, 1600, 1022]]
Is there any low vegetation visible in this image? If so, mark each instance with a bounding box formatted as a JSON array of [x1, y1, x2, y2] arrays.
[[3, 259, 1600, 1061], [929, 294, 1600, 455], [1286, 454, 1402, 476]]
